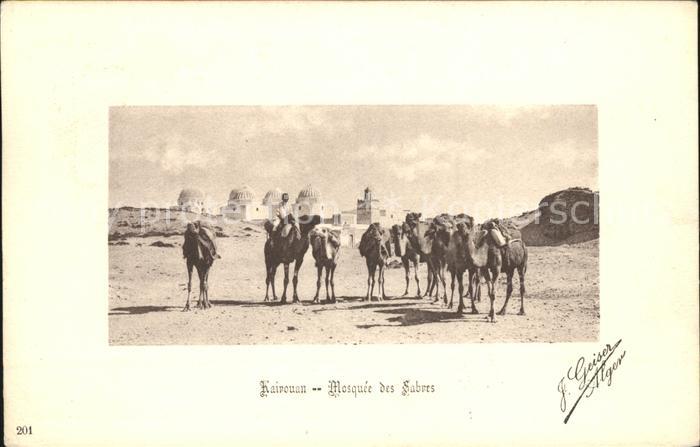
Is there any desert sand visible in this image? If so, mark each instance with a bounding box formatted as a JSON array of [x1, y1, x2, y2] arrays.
[[109, 223, 599, 345]]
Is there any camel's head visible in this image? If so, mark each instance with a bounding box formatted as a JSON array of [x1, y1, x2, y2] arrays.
[[185, 222, 201, 236], [298, 214, 321, 234], [367, 222, 383, 240], [455, 214, 475, 232], [263, 219, 274, 235], [404, 212, 422, 228], [455, 221, 470, 236]]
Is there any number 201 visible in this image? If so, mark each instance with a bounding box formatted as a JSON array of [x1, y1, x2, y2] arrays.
[[17, 425, 32, 435]]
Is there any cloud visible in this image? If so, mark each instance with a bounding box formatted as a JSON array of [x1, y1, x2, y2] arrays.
[[249, 158, 293, 179], [542, 138, 597, 169], [114, 133, 224, 174], [354, 134, 492, 182], [240, 107, 353, 139]]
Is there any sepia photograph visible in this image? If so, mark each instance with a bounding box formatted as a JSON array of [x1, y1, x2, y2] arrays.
[[4, 2, 696, 446], [109, 105, 599, 345]]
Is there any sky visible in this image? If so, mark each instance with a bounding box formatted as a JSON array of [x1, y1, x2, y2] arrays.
[[109, 105, 597, 219]]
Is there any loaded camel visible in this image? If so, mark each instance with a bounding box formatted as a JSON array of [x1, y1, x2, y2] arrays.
[[263, 214, 321, 303], [309, 227, 341, 303], [451, 217, 528, 322], [182, 221, 220, 311], [484, 219, 528, 316]]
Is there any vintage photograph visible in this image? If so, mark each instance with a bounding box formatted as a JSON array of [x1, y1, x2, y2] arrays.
[[109, 105, 599, 345]]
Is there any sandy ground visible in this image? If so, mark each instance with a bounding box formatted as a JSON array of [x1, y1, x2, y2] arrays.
[[109, 229, 599, 345]]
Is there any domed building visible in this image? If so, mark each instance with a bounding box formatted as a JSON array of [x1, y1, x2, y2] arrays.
[[262, 187, 283, 206], [175, 188, 205, 213], [220, 185, 283, 221], [295, 184, 332, 219]]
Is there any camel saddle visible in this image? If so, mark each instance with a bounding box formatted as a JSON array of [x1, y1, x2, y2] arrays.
[[279, 223, 301, 240], [198, 225, 219, 259]]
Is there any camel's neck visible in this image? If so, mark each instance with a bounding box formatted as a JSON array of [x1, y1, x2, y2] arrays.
[[464, 229, 489, 267], [410, 223, 433, 255]]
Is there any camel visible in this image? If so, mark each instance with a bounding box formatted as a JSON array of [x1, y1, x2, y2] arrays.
[[359, 223, 391, 301], [450, 217, 527, 322], [182, 221, 220, 311], [263, 214, 321, 303], [389, 223, 423, 297], [484, 220, 529, 316], [309, 227, 341, 303], [404, 212, 439, 300], [443, 213, 477, 309], [448, 217, 500, 321], [427, 213, 456, 306]]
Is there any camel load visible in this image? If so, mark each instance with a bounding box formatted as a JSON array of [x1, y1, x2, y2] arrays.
[[182, 221, 220, 311]]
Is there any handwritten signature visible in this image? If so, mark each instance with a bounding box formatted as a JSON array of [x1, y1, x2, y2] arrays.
[[558, 339, 626, 423]]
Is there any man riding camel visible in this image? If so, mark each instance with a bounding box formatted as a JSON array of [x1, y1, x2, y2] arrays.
[[272, 192, 301, 242]]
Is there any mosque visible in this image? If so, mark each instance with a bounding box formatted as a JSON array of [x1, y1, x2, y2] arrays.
[[174, 188, 206, 214], [172, 185, 404, 248], [218, 184, 336, 222], [355, 186, 403, 226]]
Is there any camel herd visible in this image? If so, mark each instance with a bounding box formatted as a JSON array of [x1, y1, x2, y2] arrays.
[[182, 212, 528, 323]]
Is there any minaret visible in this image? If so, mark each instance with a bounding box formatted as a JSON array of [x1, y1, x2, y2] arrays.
[[364, 186, 373, 203]]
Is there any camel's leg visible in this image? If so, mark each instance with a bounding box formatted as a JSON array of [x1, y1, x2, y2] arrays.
[[431, 264, 440, 303], [517, 264, 526, 316], [449, 270, 456, 309], [441, 265, 449, 305], [203, 267, 212, 309], [183, 260, 194, 311], [477, 277, 482, 302], [433, 262, 445, 304], [470, 269, 480, 314], [428, 269, 436, 297], [402, 257, 410, 296], [413, 260, 421, 298], [379, 263, 387, 301], [330, 264, 337, 302], [324, 266, 330, 302], [497, 270, 514, 316], [281, 264, 290, 303], [313, 265, 322, 303], [455, 271, 465, 314], [196, 265, 205, 309], [362, 261, 372, 301], [487, 268, 498, 323], [292, 258, 304, 303], [264, 265, 271, 302], [424, 262, 433, 298], [431, 265, 441, 298], [368, 262, 377, 301], [270, 265, 278, 301]]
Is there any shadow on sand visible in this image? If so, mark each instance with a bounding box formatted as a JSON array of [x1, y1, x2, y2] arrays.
[[210, 296, 368, 308], [109, 305, 179, 315], [356, 306, 488, 329]]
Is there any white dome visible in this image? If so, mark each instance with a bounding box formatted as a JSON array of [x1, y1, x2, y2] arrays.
[[263, 187, 283, 205], [178, 188, 204, 205], [228, 185, 256, 203], [297, 184, 322, 202]]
